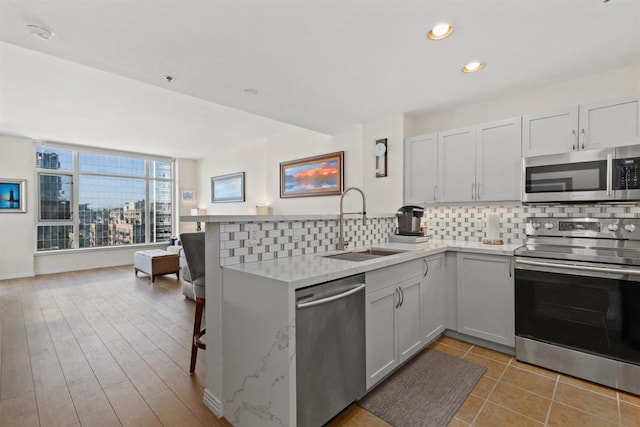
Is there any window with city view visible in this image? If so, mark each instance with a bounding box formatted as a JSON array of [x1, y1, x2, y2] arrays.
[[35, 145, 173, 251]]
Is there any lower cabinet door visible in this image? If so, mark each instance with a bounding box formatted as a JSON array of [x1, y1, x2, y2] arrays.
[[365, 286, 398, 389], [457, 253, 515, 347], [397, 277, 424, 364], [422, 254, 446, 344]]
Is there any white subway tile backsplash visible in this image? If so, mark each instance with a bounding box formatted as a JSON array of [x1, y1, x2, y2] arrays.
[[244, 254, 259, 263], [217, 204, 640, 265], [235, 247, 249, 256], [234, 231, 249, 240], [277, 250, 290, 258]]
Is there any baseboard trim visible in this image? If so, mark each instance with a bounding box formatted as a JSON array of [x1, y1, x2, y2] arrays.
[[203, 388, 223, 418], [0, 271, 35, 281], [444, 329, 515, 355]]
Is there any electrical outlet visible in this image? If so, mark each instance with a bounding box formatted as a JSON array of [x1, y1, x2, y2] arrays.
[[293, 226, 302, 242], [248, 224, 259, 245]]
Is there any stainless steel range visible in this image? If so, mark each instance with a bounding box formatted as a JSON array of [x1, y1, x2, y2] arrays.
[[515, 217, 640, 395]]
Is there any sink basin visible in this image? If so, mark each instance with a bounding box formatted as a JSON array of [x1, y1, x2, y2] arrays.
[[353, 248, 406, 256], [322, 247, 406, 262]]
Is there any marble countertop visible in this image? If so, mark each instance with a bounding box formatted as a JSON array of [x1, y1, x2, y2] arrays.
[[180, 213, 395, 223], [224, 239, 521, 289]]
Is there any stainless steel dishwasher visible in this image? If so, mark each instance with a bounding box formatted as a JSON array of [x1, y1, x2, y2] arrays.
[[295, 274, 366, 427]]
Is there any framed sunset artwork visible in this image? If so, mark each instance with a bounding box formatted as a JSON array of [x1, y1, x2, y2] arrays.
[[280, 152, 344, 198]]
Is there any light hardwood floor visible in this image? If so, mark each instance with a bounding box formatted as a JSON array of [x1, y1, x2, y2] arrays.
[[3, 266, 639, 427], [0, 265, 230, 427]]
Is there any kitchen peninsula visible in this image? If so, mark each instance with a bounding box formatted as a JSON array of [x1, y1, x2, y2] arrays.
[[182, 214, 519, 427]]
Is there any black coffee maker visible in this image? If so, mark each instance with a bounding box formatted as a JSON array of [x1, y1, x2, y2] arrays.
[[396, 205, 425, 236]]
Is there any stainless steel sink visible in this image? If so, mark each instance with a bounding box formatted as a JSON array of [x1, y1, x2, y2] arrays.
[[322, 247, 406, 262]]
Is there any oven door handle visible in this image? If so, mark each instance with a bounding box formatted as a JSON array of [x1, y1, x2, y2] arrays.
[[606, 153, 613, 196], [516, 259, 640, 276]]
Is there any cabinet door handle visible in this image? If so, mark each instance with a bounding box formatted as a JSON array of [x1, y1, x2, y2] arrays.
[[476, 182, 481, 200], [581, 128, 585, 150], [399, 287, 404, 307], [423, 258, 429, 278], [471, 183, 475, 200], [572, 129, 577, 150], [395, 288, 401, 309], [433, 185, 438, 201], [508, 258, 513, 278]]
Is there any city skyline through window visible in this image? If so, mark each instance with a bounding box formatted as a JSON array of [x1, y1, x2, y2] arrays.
[[36, 145, 173, 251]]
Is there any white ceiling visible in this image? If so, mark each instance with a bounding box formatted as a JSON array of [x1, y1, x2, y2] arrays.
[[1, 0, 639, 158]]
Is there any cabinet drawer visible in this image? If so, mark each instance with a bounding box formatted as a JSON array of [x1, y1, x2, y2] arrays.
[[366, 259, 423, 294]]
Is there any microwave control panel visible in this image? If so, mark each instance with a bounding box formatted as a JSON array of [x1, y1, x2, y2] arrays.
[[615, 157, 640, 190]]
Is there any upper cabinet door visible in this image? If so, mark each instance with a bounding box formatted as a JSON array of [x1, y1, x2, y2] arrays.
[[476, 117, 522, 201], [404, 133, 438, 204], [522, 106, 579, 157], [438, 127, 476, 202], [579, 96, 640, 150]]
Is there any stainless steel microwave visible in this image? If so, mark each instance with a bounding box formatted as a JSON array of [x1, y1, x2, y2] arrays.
[[522, 145, 640, 203]]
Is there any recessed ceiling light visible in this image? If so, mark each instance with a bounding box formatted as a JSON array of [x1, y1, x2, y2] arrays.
[[242, 88, 258, 96], [26, 24, 55, 41], [427, 23, 453, 40], [462, 61, 484, 73]]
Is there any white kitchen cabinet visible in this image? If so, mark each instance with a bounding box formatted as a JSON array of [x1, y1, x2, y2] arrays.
[[404, 133, 438, 203], [422, 254, 445, 344], [457, 252, 514, 347], [438, 126, 476, 202], [476, 117, 522, 201], [365, 270, 423, 389], [365, 285, 398, 387], [397, 277, 423, 363], [438, 117, 522, 202], [523, 96, 640, 157], [522, 106, 579, 156], [578, 96, 640, 150]]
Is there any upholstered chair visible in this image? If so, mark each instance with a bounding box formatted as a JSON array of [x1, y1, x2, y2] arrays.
[[179, 232, 206, 373]]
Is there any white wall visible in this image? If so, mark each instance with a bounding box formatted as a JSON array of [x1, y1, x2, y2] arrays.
[[194, 118, 410, 217], [176, 158, 198, 235], [34, 244, 166, 275], [0, 135, 36, 279], [196, 139, 268, 215], [405, 65, 640, 136], [195, 124, 368, 215], [362, 113, 404, 214]]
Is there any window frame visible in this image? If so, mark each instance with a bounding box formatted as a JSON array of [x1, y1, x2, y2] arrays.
[[34, 142, 174, 252]]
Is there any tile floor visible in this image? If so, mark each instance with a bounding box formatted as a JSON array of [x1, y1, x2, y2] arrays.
[[330, 337, 640, 427]]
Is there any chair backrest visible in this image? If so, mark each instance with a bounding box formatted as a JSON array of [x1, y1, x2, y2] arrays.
[[180, 232, 205, 285]]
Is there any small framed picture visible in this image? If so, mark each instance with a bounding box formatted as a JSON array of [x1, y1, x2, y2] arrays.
[[0, 179, 27, 213], [181, 189, 195, 202], [211, 172, 245, 203]]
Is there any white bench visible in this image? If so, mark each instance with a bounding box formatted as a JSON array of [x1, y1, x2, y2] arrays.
[[134, 249, 180, 283]]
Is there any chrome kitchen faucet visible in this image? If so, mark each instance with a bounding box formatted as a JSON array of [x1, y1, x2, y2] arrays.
[[339, 187, 366, 250]]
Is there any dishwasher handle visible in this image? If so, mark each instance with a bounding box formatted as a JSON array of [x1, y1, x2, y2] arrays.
[[296, 283, 365, 309]]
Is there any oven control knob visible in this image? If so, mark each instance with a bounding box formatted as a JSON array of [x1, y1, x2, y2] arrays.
[[607, 224, 619, 232], [531, 222, 541, 229], [544, 223, 554, 230], [624, 224, 637, 233]]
